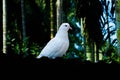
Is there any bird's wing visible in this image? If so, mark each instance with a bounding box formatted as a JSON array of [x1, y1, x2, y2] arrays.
[[53, 39, 69, 57], [38, 38, 62, 58]]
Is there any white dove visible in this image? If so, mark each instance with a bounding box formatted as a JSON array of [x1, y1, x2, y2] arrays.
[[37, 23, 72, 59]]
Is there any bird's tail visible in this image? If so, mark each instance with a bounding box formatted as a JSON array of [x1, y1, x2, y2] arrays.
[[36, 54, 42, 59]]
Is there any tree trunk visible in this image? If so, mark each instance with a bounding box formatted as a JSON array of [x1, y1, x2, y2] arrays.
[[3, 0, 7, 54], [91, 41, 95, 62], [116, 0, 120, 56], [56, 0, 63, 30], [50, 0, 54, 39], [81, 18, 86, 57], [96, 43, 99, 62], [21, 0, 26, 42]]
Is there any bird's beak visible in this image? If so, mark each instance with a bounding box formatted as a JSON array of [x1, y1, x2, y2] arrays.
[[68, 26, 73, 34], [69, 26, 72, 30]]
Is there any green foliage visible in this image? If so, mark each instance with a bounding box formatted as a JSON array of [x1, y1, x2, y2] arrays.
[[22, 37, 29, 53], [116, 0, 120, 6], [7, 33, 29, 56], [29, 42, 41, 57], [102, 44, 120, 63], [7, 32, 40, 57]]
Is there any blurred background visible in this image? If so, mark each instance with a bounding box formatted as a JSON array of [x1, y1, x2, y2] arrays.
[[1, 0, 120, 63]]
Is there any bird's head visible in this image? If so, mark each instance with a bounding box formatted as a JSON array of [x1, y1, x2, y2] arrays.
[[59, 23, 72, 32]]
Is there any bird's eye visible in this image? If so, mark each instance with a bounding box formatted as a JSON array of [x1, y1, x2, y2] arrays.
[[65, 25, 67, 27]]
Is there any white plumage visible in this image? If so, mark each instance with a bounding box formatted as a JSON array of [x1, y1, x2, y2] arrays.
[[37, 23, 72, 59]]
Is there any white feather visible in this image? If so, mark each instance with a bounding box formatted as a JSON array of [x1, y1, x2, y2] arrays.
[[37, 23, 72, 59]]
